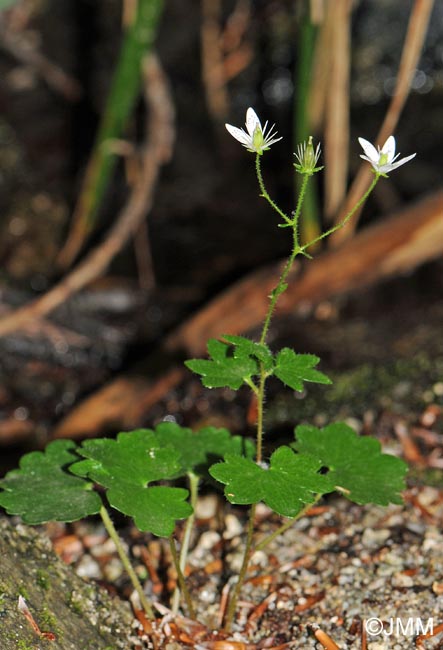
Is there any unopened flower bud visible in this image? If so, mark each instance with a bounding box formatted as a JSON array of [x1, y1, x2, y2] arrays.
[[293, 136, 322, 175]]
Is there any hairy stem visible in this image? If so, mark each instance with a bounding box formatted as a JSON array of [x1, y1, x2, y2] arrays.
[[254, 494, 322, 552], [255, 154, 291, 224], [260, 172, 310, 349], [99, 506, 154, 619], [168, 534, 196, 619], [224, 504, 256, 631], [171, 472, 199, 614]]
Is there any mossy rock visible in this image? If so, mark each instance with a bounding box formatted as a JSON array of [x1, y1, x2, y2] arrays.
[[0, 518, 134, 650]]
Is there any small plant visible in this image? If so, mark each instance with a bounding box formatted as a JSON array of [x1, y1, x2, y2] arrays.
[[0, 108, 414, 637]]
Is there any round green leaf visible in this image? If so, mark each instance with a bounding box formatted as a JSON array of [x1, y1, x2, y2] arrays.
[[0, 440, 101, 524]]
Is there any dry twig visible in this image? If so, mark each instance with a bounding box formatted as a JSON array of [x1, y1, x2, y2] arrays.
[[324, 0, 352, 221], [201, 0, 252, 120], [330, 0, 435, 245], [0, 53, 174, 338], [201, 0, 229, 120], [0, 15, 81, 101]]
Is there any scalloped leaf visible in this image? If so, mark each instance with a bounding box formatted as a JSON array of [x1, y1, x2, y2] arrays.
[[152, 422, 255, 476], [71, 430, 192, 536], [274, 348, 332, 392], [0, 440, 102, 524], [185, 337, 268, 389], [293, 422, 408, 505], [222, 336, 274, 371], [209, 447, 334, 517]]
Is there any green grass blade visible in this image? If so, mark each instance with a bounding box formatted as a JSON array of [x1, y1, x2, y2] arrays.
[[59, 0, 164, 266]]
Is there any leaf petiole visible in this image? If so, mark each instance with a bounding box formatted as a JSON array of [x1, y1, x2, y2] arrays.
[[171, 471, 199, 615], [168, 534, 196, 619], [99, 506, 154, 620], [254, 494, 322, 552]]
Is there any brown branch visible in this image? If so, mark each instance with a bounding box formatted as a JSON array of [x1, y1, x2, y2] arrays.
[[308, 7, 333, 133], [324, 0, 352, 221], [221, 0, 250, 53], [201, 0, 229, 120], [0, 16, 82, 101], [330, 0, 435, 245], [0, 53, 174, 338]]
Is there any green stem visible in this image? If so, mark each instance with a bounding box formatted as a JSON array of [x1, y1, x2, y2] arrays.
[[171, 472, 199, 614], [291, 171, 310, 249], [255, 154, 291, 224], [254, 495, 321, 552], [99, 506, 154, 620], [300, 173, 381, 253], [168, 534, 196, 619], [255, 366, 266, 464], [225, 167, 312, 629], [224, 504, 256, 631], [260, 172, 310, 349]]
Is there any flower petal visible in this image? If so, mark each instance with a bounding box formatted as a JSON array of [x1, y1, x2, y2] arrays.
[[359, 154, 375, 165], [358, 137, 379, 163], [386, 153, 416, 171], [246, 107, 261, 137], [225, 123, 251, 146], [381, 135, 396, 162]]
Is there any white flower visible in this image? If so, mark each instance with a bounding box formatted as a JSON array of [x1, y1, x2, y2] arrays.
[[358, 135, 416, 175], [225, 107, 282, 154]]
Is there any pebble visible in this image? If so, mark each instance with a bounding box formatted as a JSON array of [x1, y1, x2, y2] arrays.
[[405, 522, 426, 535], [90, 537, 117, 558], [223, 514, 243, 540], [417, 486, 440, 506], [383, 551, 403, 566], [367, 577, 386, 591], [423, 529, 443, 552], [432, 581, 443, 595], [391, 572, 414, 588], [75, 555, 101, 579], [250, 550, 268, 567], [337, 573, 354, 585], [103, 557, 124, 582], [361, 528, 391, 547], [199, 588, 216, 603], [198, 530, 221, 550], [195, 495, 218, 519]]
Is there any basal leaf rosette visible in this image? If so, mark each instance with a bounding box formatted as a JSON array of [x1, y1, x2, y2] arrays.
[[209, 447, 334, 518], [0, 440, 102, 524], [71, 430, 192, 537], [293, 422, 408, 505]]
